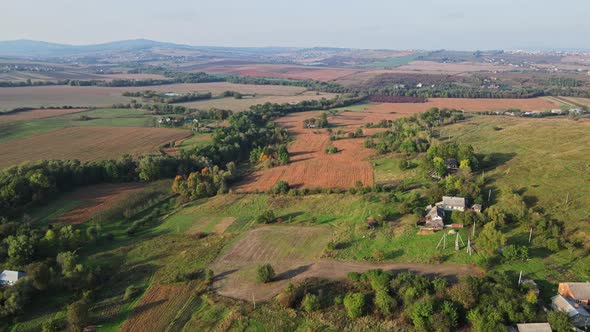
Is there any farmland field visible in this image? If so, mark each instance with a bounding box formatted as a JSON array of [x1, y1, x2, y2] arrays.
[[0, 108, 157, 143], [119, 284, 194, 332], [180, 91, 337, 112], [0, 108, 86, 121], [0, 82, 310, 110], [0, 126, 188, 168], [197, 63, 361, 81], [233, 110, 374, 192], [31, 183, 146, 224]]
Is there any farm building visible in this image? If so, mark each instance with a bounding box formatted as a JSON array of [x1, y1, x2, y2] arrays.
[[440, 196, 466, 211], [512, 323, 552, 332], [558, 282, 590, 307], [424, 205, 445, 230], [0, 270, 26, 286], [551, 294, 590, 328]]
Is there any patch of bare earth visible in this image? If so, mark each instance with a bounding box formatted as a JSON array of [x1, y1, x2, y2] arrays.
[[211, 226, 482, 302]]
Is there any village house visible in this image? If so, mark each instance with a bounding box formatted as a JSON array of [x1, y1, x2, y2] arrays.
[[551, 293, 590, 329], [558, 282, 590, 307], [440, 196, 466, 211], [551, 109, 565, 115], [424, 205, 445, 230], [0, 270, 26, 286], [511, 323, 552, 332]]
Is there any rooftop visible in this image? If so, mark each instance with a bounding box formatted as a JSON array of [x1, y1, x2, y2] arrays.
[[562, 282, 590, 299], [442, 196, 466, 208], [516, 323, 552, 332], [552, 294, 590, 317]]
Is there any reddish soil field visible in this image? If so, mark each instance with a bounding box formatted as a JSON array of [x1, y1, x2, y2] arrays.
[[199, 63, 361, 81], [396, 60, 514, 73], [233, 110, 374, 192], [120, 284, 193, 332], [52, 183, 146, 224], [0, 108, 85, 122], [362, 97, 559, 113], [0, 126, 189, 169]]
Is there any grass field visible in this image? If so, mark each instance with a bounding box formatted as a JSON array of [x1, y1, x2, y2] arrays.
[[180, 91, 337, 112], [0, 108, 157, 143], [0, 126, 189, 169]]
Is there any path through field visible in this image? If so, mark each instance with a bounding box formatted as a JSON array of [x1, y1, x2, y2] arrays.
[[210, 226, 481, 301]]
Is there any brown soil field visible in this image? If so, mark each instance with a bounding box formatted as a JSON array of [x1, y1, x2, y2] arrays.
[[180, 91, 337, 112], [233, 110, 374, 192], [211, 226, 482, 301], [95, 73, 169, 81], [52, 183, 146, 224], [120, 284, 194, 332], [0, 126, 189, 169], [199, 63, 360, 81], [0, 108, 85, 122], [396, 60, 514, 73], [0, 83, 308, 110], [361, 97, 559, 113]]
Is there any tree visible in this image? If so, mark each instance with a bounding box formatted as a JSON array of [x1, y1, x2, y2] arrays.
[[67, 300, 89, 332], [256, 264, 275, 283], [26, 262, 51, 291], [374, 291, 395, 316], [301, 293, 320, 312], [42, 316, 63, 332], [256, 210, 276, 224], [343, 292, 366, 318], [4, 234, 35, 265], [477, 221, 506, 256], [547, 310, 574, 332], [270, 180, 290, 194], [57, 251, 83, 279], [410, 299, 434, 331]]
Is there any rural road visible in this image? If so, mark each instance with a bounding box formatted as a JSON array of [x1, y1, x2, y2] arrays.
[[212, 259, 483, 302]]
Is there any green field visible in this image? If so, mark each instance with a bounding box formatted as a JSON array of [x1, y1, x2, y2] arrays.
[[0, 108, 156, 143], [361, 53, 424, 69]]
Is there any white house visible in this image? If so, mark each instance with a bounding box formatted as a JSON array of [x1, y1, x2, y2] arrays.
[[514, 323, 552, 332], [0, 270, 26, 286], [440, 196, 466, 211]]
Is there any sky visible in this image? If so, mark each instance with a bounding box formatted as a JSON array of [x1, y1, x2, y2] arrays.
[[1, 0, 589, 50]]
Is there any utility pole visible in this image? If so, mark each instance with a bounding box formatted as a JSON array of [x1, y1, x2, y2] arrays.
[[528, 228, 533, 243], [467, 236, 473, 256], [488, 189, 492, 202], [455, 232, 460, 251], [472, 221, 476, 237], [565, 193, 569, 205], [518, 271, 523, 286]]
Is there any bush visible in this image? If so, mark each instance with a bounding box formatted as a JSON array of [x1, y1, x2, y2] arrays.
[[325, 146, 339, 154], [42, 316, 63, 332], [269, 180, 290, 194], [343, 292, 366, 318], [277, 283, 303, 308], [256, 210, 276, 224], [301, 293, 321, 312], [374, 291, 395, 316], [123, 286, 139, 301], [67, 300, 89, 331], [347, 271, 362, 282], [547, 310, 574, 332], [256, 264, 275, 283]]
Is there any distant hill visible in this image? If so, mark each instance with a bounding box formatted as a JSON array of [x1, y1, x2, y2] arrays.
[[0, 39, 198, 58]]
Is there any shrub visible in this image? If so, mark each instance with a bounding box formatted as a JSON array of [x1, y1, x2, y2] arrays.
[[301, 293, 321, 312], [67, 300, 89, 331], [343, 292, 366, 318], [325, 146, 339, 154], [347, 271, 363, 282], [42, 316, 63, 332], [547, 310, 574, 332], [270, 180, 290, 194], [256, 264, 275, 283], [123, 286, 139, 301], [374, 291, 395, 316], [277, 283, 303, 308], [256, 210, 276, 224]]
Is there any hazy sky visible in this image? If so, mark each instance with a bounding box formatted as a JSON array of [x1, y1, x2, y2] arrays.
[[1, 0, 589, 50]]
